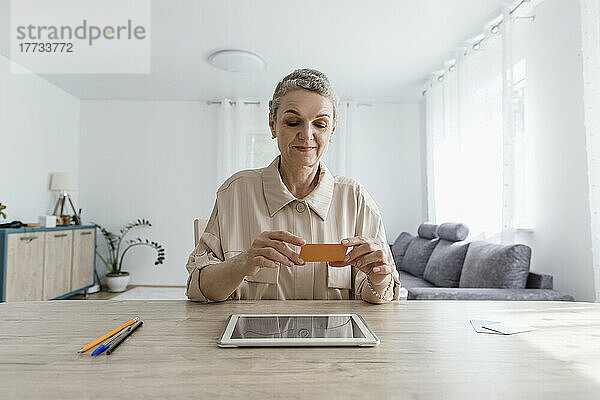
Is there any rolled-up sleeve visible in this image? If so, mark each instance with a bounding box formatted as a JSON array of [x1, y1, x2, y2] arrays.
[[185, 200, 225, 302], [352, 186, 401, 301]]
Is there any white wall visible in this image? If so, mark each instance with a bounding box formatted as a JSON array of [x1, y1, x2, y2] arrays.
[[79, 101, 422, 286], [79, 101, 218, 286], [349, 103, 423, 240], [512, 0, 595, 301], [0, 54, 80, 223]]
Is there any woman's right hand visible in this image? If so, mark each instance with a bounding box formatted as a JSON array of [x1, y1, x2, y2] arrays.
[[235, 230, 306, 277]]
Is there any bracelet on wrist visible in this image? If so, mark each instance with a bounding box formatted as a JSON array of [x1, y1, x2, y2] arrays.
[[366, 274, 393, 301]]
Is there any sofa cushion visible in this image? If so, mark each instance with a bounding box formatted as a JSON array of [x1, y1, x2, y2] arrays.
[[398, 270, 435, 289], [407, 287, 574, 301], [391, 232, 415, 267], [400, 237, 439, 278], [437, 223, 469, 242], [423, 241, 469, 287], [459, 241, 531, 289], [417, 223, 438, 239]]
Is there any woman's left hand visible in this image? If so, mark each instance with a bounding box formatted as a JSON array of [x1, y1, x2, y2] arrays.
[[328, 236, 394, 285]]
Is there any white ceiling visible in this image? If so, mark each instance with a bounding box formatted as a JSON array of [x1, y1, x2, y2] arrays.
[[0, 0, 509, 102]]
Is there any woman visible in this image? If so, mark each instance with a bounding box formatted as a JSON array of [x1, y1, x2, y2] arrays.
[[186, 68, 400, 303]]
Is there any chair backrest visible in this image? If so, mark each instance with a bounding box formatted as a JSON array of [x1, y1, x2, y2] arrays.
[[193, 218, 209, 247]]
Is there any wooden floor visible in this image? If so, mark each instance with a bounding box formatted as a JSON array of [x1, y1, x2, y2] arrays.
[[65, 285, 182, 300]]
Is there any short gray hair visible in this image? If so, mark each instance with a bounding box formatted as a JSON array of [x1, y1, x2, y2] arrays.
[[269, 68, 339, 123]]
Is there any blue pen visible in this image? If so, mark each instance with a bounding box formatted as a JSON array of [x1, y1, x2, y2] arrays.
[[91, 326, 131, 356]]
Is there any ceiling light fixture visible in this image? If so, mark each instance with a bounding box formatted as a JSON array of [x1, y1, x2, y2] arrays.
[[207, 49, 267, 73]]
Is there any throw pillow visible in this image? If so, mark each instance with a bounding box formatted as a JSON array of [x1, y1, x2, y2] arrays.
[[391, 232, 415, 269], [400, 237, 439, 278], [417, 223, 438, 239], [459, 241, 531, 288], [436, 222, 469, 242], [423, 240, 470, 287]]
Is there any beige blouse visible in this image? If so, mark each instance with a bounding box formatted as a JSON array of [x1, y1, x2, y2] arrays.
[[185, 155, 401, 302]]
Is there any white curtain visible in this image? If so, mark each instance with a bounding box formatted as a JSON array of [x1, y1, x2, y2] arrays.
[[425, 9, 515, 242], [215, 100, 277, 187], [580, 0, 600, 301], [215, 99, 234, 188], [322, 100, 355, 177]]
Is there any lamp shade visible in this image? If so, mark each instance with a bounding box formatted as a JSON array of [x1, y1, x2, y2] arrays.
[[50, 172, 77, 191]]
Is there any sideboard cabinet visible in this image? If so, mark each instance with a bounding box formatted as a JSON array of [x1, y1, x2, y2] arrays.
[[0, 225, 96, 301]]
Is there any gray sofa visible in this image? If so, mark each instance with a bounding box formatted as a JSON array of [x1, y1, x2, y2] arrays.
[[391, 222, 574, 301]]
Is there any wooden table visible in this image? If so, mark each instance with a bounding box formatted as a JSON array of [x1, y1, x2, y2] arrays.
[[1, 300, 599, 399]]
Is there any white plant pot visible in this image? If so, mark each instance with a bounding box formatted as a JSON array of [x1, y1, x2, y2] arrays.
[[105, 272, 130, 292]]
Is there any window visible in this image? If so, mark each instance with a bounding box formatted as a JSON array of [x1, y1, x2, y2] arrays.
[[246, 130, 278, 169]]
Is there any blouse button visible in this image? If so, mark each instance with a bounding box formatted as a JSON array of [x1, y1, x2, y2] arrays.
[[296, 202, 306, 213]]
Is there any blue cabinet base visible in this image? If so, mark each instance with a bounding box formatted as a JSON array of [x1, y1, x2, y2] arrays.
[[0, 225, 97, 302]]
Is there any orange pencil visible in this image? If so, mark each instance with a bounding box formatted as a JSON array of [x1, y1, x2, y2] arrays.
[[77, 317, 140, 353]]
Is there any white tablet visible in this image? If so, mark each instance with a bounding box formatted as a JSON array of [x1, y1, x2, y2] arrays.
[[217, 314, 380, 347]]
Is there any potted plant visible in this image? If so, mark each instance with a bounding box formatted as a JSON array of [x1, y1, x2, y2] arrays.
[[94, 218, 165, 292], [0, 203, 6, 222]]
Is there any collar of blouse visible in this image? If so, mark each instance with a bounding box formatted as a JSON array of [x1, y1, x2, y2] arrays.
[[262, 155, 335, 221]]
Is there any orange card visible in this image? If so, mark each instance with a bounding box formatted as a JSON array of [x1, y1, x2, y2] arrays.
[[299, 244, 347, 262]]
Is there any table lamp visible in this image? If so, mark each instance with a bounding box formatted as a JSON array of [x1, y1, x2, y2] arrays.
[[50, 172, 81, 225]]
